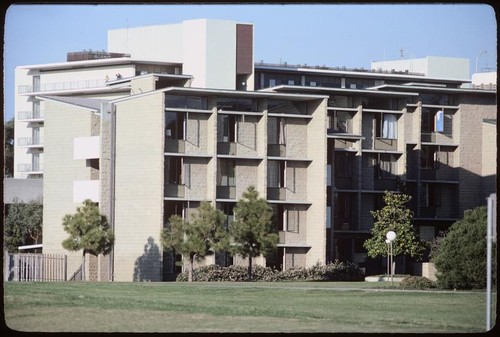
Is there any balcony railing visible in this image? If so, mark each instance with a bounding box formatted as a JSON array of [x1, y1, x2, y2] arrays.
[[17, 137, 43, 147], [165, 139, 186, 153], [267, 144, 286, 157], [267, 187, 286, 201], [165, 184, 186, 198], [17, 163, 43, 173], [18, 111, 44, 121], [217, 142, 237, 156], [18, 79, 107, 94], [217, 186, 236, 199], [374, 138, 397, 151]]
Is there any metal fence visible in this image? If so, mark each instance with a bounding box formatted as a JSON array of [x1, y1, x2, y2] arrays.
[[10, 253, 67, 281]]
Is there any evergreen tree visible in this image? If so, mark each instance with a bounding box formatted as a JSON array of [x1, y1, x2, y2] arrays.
[[4, 199, 43, 253], [4, 118, 14, 177], [62, 199, 114, 280], [364, 191, 425, 260], [160, 201, 227, 282], [230, 186, 278, 281], [431, 206, 491, 289]]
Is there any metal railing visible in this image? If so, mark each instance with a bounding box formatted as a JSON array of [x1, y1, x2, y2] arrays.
[[18, 111, 44, 120], [18, 79, 107, 94], [10, 253, 67, 282], [17, 137, 43, 147], [17, 163, 43, 173]]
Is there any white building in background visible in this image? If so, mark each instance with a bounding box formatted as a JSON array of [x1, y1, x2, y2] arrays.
[[371, 56, 470, 81], [472, 71, 497, 90]]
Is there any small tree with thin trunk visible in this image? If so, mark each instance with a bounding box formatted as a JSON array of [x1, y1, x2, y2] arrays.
[[4, 199, 43, 253], [160, 201, 227, 282], [229, 186, 278, 281], [62, 199, 114, 280], [363, 191, 426, 262]]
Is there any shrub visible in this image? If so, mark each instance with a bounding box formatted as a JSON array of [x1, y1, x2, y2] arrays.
[[176, 261, 364, 282], [399, 276, 436, 290], [430, 206, 490, 290]]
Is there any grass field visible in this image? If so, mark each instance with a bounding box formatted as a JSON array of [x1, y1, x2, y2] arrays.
[[3, 281, 492, 333]]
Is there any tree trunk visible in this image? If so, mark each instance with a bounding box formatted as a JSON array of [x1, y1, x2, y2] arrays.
[[188, 255, 194, 282], [82, 250, 86, 281], [247, 255, 252, 281]]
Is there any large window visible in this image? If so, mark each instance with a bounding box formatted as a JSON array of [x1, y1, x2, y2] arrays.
[[267, 160, 285, 188], [335, 152, 354, 178], [217, 159, 236, 187], [420, 183, 441, 207], [165, 95, 208, 110], [165, 111, 184, 140], [216, 97, 258, 112], [268, 117, 286, 145], [377, 153, 397, 179], [218, 115, 237, 142], [374, 113, 397, 139]]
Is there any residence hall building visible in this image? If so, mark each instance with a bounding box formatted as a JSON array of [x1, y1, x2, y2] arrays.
[[13, 19, 496, 281]]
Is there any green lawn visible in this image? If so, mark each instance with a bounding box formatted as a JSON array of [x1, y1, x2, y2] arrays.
[[3, 281, 492, 333]]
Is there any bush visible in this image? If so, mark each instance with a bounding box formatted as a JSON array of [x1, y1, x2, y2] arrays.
[[430, 206, 490, 290], [176, 261, 364, 282], [399, 276, 436, 290]]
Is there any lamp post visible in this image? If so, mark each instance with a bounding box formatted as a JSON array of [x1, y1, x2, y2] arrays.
[[385, 239, 391, 277], [386, 231, 397, 285]]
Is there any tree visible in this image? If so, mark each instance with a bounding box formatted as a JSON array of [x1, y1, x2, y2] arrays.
[[4, 118, 14, 177], [160, 201, 227, 282], [62, 199, 114, 280], [430, 206, 491, 289], [363, 191, 426, 261], [229, 186, 278, 281], [4, 199, 43, 253]]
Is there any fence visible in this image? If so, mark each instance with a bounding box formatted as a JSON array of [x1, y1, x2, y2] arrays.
[[10, 253, 67, 281]]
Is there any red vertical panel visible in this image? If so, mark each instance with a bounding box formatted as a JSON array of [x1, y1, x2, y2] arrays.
[[236, 24, 253, 75]]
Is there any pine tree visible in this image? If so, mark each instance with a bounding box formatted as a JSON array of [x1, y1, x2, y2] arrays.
[[160, 201, 227, 282], [230, 186, 278, 281], [62, 199, 114, 280], [363, 191, 425, 260]]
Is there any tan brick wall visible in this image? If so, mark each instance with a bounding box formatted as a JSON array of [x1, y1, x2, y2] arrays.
[[42, 101, 96, 278], [113, 92, 164, 281]]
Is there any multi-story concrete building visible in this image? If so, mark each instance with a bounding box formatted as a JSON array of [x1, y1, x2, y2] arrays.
[[12, 19, 496, 281]]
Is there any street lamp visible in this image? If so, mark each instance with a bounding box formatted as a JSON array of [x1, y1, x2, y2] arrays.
[[386, 231, 397, 285]]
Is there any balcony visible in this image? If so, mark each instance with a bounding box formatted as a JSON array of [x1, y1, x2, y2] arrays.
[[18, 79, 107, 94], [374, 138, 397, 151], [267, 187, 286, 201], [18, 111, 44, 122], [216, 186, 236, 200], [267, 144, 286, 157], [74, 136, 100, 159], [17, 137, 43, 148], [165, 139, 186, 153], [164, 184, 186, 198], [421, 132, 456, 146], [17, 163, 43, 173], [217, 142, 237, 156], [278, 231, 307, 246]]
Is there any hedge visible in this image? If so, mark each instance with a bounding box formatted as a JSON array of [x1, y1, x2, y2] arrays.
[[176, 261, 365, 282]]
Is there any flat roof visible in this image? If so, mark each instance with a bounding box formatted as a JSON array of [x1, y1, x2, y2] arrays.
[[260, 85, 419, 97], [110, 86, 329, 103], [255, 64, 470, 84], [18, 57, 182, 71]]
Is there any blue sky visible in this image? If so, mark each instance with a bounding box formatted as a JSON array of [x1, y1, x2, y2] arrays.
[[3, 3, 497, 121]]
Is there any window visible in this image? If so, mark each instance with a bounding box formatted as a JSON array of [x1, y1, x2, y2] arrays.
[[218, 115, 237, 143], [335, 152, 353, 178], [286, 206, 300, 233], [334, 193, 352, 219], [165, 157, 182, 184], [377, 154, 397, 179], [421, 146, 437, 169], [382, 114, 397, 139], [270, 204, 285, 232], [33, 101, 41, 118], [216, 97, 257, 112], [33, 76, 40, 92], [217, 159, 235, 186], [420, 184, 441, 207], [267, 117, 286, 145], [267, 160, 285, 188], [165, 95, 207, 109], [165, 111, 184, 140]]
